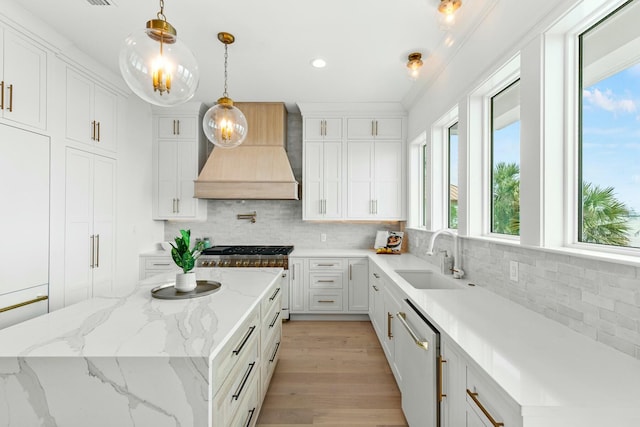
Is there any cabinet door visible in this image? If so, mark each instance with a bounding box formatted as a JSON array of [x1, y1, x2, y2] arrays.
[[347, 141, 374, 218], [304, 118, 342, 140], [64, 148, 94, 306], [323, 141, 342, 218], [347, 258, 368, 312], [156, 139, 178, 218], [65, 69, 93, 145], [383, 286, 402, 383], [289, 258, 305, 313], [2, 28, 47, 129], [441, 339, 465, 427], [158, 116, 197, 139], [303, 142, 323, 219], [0, 125, 49, 295], [93, 85, 117, 152], [373, 118, 403, 139], [346, 118, 375, 139], [176, 141, 196, 217], [373, 141, 403, 219], [91, 155, 115, 297]]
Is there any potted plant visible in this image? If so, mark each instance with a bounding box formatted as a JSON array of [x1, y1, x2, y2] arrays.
[[169, 229, 205, 292]]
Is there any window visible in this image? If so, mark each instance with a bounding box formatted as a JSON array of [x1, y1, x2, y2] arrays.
[[447, 123, 459, 229], [579, 0, 640, 249], [422, 143, 429, 227], [490, 80, 521, 236]]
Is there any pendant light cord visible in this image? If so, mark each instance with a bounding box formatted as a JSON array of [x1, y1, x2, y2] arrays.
[[223, 43, 229, 98]]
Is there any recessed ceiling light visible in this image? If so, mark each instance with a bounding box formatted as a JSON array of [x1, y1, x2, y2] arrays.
[[311, 58, 327, 68]]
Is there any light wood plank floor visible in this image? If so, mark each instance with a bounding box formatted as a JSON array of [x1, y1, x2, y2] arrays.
[[256, 321, 408, 427]]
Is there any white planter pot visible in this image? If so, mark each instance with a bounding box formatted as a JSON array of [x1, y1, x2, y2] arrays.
[[175, 272, 197, 292]]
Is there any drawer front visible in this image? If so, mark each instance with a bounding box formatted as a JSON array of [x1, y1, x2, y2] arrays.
[[214, 338, 260, 427], [230, 373, 260, 427], [212, 309, 260, 392], [261, 327, 282, 399], [144, 257, 174, 270], [466, 365, 522, 427], [0, 284, 48, 330], [308, 258, 344, 270], [309, 290, 343, 311], [261, 298, 282, 346], [261, 280, 283, 320], [309, 272, 343, 289]]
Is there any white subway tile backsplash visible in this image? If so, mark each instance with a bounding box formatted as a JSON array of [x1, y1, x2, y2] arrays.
[[407, 228, 640, 360]]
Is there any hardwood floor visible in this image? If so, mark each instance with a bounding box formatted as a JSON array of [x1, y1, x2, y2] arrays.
[[256, 321, 408, 427]]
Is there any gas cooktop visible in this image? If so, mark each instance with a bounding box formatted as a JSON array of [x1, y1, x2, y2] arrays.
[[201, 246, 294, 256]]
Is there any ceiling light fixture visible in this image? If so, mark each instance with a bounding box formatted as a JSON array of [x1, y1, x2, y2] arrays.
[[119, 0, 199, 107], [311, 58, 327, 68], [407, 52, 423, 80], [438, 0, 462, 26], [202, 32, 248, 149]]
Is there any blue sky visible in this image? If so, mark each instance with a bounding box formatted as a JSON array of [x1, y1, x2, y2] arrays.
[[583, 63, 640, 213]]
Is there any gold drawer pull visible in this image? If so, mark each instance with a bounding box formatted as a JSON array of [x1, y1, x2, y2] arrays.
[[396, 312, 429, 351], [318, 300, 335, 303], [387, 312, 393, 338], [438, 356, 447, 402], [0, 295, 48, 313], [317, 280, 335, 283], [466, 389, 504, 427]]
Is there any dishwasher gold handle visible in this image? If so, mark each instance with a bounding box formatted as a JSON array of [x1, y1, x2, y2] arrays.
[[466, 389, 504, 427], [396, 312, 429, 351]]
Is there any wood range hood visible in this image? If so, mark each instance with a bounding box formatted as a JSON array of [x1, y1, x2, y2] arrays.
[[194, 102, 299, 200]]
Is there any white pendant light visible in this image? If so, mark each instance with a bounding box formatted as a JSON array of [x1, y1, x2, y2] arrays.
[[202, 32, 248, 149], [119, 0, 199, 107]]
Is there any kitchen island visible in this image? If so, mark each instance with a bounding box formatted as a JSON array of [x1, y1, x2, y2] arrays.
[[0, 268, 283, 427]]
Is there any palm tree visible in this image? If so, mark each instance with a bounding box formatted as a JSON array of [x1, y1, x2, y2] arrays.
[[492, 162, 520, 235], [581, 182, 630, 246]]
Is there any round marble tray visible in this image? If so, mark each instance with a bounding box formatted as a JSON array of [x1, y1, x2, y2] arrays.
[[150, 281, 222, 300]]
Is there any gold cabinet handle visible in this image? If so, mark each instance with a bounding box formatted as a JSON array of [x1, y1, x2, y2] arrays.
[[89, 235, 95, 268], [466, 389, 504, 427], [318, 300, 335, 303], [0, 295, 48, 313], [0, 80, 4, 110], [96, 121, 101, 142], [176, 198, 180, 213], [7, 84, 13, 112], [292, 264, 296, 281], [375, 120, 378, 136], [317, 263, 336, 267], [173, 119, 176, 135], [349, 264, 352, 280], [396, 312, 429, 351], [387, 312, 393, 338], [176, 119, 180, 135], [317, 279, 335, 283], [95, 234, 100, 268], [438, 356, 447, 402], [371, 120, 375, 136]]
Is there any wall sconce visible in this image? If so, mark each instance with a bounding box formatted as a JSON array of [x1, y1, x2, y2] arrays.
[[407, 52, 423, 80], [438, 0, 462, 27]]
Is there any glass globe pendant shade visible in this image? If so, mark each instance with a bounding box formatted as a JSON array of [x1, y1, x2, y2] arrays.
[[202, 97, 248, 148], [119, 20, 199, 107]]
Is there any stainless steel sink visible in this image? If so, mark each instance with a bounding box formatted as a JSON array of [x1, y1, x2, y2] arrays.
[[394, 270, 466, 290]]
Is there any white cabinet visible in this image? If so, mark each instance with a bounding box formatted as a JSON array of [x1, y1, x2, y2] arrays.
[[307, 258, 345, 312], [441, 338, 465, 427], [138, 253, 175, 279], [289, 258, 305, 313], [303, 141, 342, 219], [368, 261, 386, 339], [346, 117, 403, 140], [347, 140, 403, 219], [64, 148, 115, 306], [347, 258, 368, 312], [304, 117, 342, 140], [383, 283, 403, 383], [152, 103, 207, 220], [465, 361, 522, 427], [65, 67, 117, 152], [0, 25, 47, 130]]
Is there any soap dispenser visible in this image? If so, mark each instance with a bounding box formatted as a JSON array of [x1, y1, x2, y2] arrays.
[[440, 251, 453, 275]]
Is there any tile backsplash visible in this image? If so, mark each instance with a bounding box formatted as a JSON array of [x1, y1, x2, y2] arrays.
[[407, 228, 640, 360]]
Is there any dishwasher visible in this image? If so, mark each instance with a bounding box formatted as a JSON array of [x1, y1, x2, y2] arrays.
[[396, 299, 441, 427]]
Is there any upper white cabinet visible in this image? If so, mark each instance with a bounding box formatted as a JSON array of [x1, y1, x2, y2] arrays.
[[65, 67, 117, 153], [304, 117, 342, 140], [347, 140, 403, 220], [346, 117, 402, 140], [152, 103, 207, 221], [0, 25, 47, 130], [298, 103, 406, 221], [303, 141, 342, 220]]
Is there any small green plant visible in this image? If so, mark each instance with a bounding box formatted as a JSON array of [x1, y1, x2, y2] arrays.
[[169, 230, 205, 274]]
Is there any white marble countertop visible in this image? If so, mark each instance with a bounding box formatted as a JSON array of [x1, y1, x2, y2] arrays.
[[370, 253, 640, 423], [0, 268, 282, 362]]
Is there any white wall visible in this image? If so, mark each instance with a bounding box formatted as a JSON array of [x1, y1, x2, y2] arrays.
[[405, 0, 640, 359]]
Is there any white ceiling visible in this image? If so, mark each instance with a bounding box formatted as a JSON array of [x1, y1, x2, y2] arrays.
[[11, 0, 490, 111]]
